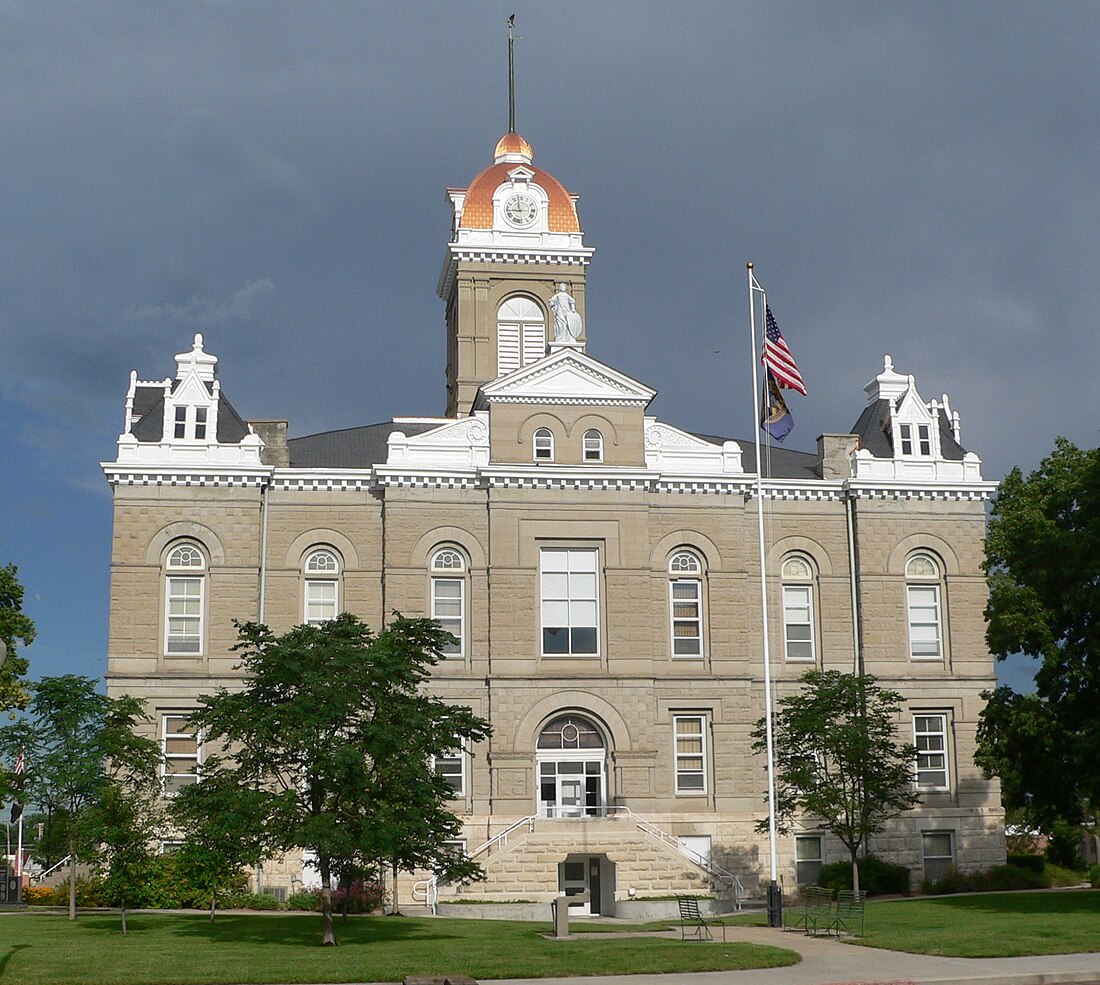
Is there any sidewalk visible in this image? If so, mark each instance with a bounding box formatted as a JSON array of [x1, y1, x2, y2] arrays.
[[480, 925, 1100, 985]]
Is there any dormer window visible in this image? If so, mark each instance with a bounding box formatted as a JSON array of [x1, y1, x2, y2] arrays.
[[174, 406, 187, 439], [173, 404, 209, 440], [899, 423, 932, 457], [195, 407, 207, 440], [534, 428, 554, 461]]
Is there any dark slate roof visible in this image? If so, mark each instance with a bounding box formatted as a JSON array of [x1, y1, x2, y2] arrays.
[[129, 382, 251, 444], [850, 400, 967, 461], [692, 432, 822, 480], [288, 421, 441, 468]]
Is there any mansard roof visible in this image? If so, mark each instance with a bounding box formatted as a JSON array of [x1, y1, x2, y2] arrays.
[[850, 399, 967, 461], [695, 434, 822, 480], [129, 381, 250, 444], [288, 421, 439, 468]]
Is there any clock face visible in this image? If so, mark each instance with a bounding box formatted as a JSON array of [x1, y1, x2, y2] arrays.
[[504, 193, 539, 227]]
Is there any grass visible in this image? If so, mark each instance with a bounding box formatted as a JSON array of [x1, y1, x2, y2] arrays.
[[859, 889, 1100, 957], [0, 911, 799, 985]]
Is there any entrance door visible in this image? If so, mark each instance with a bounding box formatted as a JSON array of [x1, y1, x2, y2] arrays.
[[537, 760, 605, 817], [559, 856, 603, 916], [559, 776, 584, 817]]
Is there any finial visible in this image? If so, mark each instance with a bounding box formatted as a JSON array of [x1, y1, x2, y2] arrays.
[[507, 15, 516, 133], [747, 261, 754, 269]]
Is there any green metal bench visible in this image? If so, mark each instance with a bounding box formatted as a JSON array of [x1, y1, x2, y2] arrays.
[[825, 889, 866, 937], [785, 885, 834, 933]]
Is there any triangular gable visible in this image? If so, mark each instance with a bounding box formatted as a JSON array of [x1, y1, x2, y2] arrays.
[[477, 348, 657, 407], [893, 381, 933, 424]]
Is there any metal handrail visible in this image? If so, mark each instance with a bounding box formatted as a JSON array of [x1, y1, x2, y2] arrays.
[[32, 855, 72, 884]]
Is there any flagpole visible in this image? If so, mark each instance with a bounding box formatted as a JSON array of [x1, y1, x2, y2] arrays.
[[747, 261, 781, 926], [15, 813, 22, 878]]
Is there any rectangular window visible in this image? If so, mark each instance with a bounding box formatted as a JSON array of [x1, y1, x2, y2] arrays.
[[162, 714, 201, 795], [194, 406, 208, 440], [917, 424, 932, 456], [922, 830, 954, 881], [173, 405, 187, 439], [541, 548, 599, 656], [434, 751, 465, 797], [914, 714, 949, 790], [673, 715, 707, 794], [907, 584, 942, 658], [305, 579, 338, 625], [431, 577, 465, 657], [795, 834, 824, 886], [670, 579, 702, 657], [899, 423, 913, 455], [166, 576, 203, 654], [782, 585, 815, 661]]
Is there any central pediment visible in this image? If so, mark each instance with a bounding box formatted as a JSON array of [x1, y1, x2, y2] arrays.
[[475, 348, 657, 408]]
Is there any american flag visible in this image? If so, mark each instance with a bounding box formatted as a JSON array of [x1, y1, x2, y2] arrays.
[[14, 749, 24, 775], [762, 304, 807, 396]]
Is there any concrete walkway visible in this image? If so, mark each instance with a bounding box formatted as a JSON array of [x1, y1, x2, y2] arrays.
[[482, 925, 1100, 985]]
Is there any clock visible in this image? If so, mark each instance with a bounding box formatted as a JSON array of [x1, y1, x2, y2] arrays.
[[503, 193, 539, 227]]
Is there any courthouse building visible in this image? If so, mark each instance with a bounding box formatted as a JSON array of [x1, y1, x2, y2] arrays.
[[103, 127, 1004, 912]]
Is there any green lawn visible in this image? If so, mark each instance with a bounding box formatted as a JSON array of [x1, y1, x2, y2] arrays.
[[0, 912, 799, 985], [859, 890, 1100, 957]]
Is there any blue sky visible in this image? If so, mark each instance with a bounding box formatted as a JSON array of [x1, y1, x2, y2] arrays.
[[4, 1, 1096, 693]]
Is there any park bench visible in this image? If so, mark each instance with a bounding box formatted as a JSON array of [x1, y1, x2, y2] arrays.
[[823, 889, 865, 937], [784, 885, 834, 933], [677, 895, 726, 942]]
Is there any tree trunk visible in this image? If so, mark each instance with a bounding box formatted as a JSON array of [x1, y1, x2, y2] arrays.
[[851, 852, 861, 895], [68, 851, 77, 922], [318, 855, 337, 946], [391, 860, 400, 915], [210, 886, 217, 922], [121, 894, 127, 936]]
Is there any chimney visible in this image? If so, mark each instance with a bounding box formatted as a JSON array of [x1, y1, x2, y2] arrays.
[[817, 433, 858, 480], [249, 420, 289, 468]]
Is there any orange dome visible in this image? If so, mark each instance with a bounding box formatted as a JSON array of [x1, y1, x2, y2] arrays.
[[459, 133, 580, 233], [494, 130, 534, 160]]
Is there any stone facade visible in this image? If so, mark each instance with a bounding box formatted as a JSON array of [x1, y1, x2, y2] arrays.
[[103, 128, 1004, 913]]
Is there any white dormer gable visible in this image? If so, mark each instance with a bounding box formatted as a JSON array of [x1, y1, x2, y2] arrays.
[[891, 377, 941, 461], [476, 347, 656, 408], [163, 333, 220, 444]]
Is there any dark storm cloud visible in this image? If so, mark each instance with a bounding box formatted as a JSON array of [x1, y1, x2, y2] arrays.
[[1, 1, 1096, 682]]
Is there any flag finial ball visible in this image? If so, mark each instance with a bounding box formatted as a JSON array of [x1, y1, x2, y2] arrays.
[[747, 261, 754, 269]]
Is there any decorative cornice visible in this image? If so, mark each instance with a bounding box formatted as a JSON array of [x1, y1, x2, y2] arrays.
[[438, 244, 594, 299], [846, 481, 997, 502], [102, 465, 271, 489]]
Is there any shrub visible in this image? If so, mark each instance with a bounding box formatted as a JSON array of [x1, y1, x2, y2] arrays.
[[1090, 864, 1100, 889], [1044, 863, 1088, 887], [331, 879, 385, 913], [923, 863, 1047, 895], [50, 876, 105, 907], [1007, 853, 1045, 874], [286, 890, 322, 911], [22, 885, 54, 906], [220, 890, 281, 910], [1045, 820, 1085, 870], [817, 855, 911, 896]]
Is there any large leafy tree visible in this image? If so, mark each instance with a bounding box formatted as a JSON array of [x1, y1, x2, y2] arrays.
[[0, 558, 35, 721], [752, 670, 919, 893], [0, 676, 161, 920], [978, 438, 1100, 822], [190, 613, 491, 946]]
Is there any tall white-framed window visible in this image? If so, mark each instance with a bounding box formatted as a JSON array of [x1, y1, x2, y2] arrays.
[[165, 542, 206, 655], [781, 554, 816, 662], [172, 404, 209, 440], [583, 429, 604, 463], [533, 428, 554, 462], [668, 550, 703, 658], [906, 552, 943, 659], [914, 713, 949, 790], [434, 748, 466, 797], [922, 830, 954, 881], [673, 714, 707, 794], [795, 834, 824, 886], [541, 547, 599, 656], [161, 713, 202, 795], [304, 548, 341, 625], [899, 422, 933, 457], [431, 547, 466, 658], [497, 295, 546, 376]]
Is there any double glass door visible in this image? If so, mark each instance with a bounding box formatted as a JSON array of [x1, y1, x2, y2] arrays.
[[538, 758, 604, 817]]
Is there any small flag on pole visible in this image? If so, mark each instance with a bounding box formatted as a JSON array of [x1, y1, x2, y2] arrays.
[[10, 748, 25, 823], [761, 305, 807, 396], [14, 749, 24, 776], [761, 370, 794, 442]]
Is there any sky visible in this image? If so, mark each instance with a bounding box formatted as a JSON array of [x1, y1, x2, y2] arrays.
[[3, 1, 1097, 694]]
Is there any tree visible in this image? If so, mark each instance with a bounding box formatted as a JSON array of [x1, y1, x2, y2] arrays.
[[0, 558, 35, 720], [0, 676, 160, 920], [751, 670, 920, 893], [978, 438, 1100, 821], [189, 613, 491, 945]]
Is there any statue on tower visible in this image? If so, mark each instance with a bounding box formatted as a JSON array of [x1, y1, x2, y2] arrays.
[[549, 283, 583, 342]]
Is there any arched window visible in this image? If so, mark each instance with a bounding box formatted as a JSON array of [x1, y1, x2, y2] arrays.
[[906, 552, 943, 659], [669, 550, 703, 658], [304, 548, 341, 625], [430, 548, 467, 658], [533, 427, 554, 462], [781, 554, 816, 662], [583, 429, 604, 463], [497, 296, 546, 376], [165, 542, 206, 655], [536, 714, 606, 817]]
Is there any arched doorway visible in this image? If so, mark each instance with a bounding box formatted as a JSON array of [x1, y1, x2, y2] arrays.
[[536, 714, 607, 818]]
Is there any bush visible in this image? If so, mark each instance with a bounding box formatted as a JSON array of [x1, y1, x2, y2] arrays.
[[817, 855, 911, 896], [49, 876, 105, 907], [331, 879, 385, 913], [1090, 864, 1100, 889], [22, 885, 54, 906], [1046, 820, 1085, 870], [923, 864, 1046, 895], [286, 890, 322, 911], [219, 890, 281, 910], [1007, 853, 1045, 874]]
